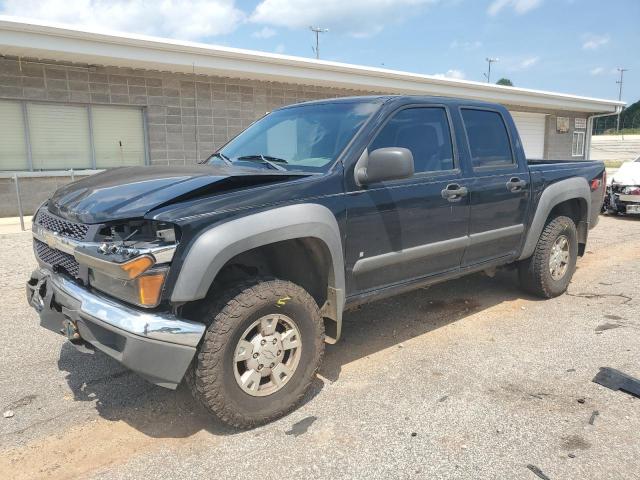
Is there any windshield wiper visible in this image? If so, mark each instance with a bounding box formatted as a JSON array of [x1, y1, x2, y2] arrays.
[[205, 152, 233, 166], [235, 154, 288, 171]]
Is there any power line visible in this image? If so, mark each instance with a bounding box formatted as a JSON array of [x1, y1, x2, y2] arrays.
[[616, 67, 628, 133], [309, 26, 328, 60], [484, 57, 499, 83]]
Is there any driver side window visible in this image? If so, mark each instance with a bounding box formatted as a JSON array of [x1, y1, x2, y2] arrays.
[[370, 107, 454, 173]]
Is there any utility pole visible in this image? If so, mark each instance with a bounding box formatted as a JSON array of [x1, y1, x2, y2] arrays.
[[484, 57, 498, 83], [616, 67, 628, 133], [309, 26, 328, 59]]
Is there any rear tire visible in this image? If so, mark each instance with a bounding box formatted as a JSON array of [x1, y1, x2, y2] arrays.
[[186, 279, 324, 428], [518, 215, 578, 298]]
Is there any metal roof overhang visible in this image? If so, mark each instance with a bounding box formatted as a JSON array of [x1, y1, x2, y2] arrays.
[[0, 16, 625, 114]]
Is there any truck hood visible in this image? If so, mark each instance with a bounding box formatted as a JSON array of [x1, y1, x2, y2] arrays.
[[48, 165, 309, 224]]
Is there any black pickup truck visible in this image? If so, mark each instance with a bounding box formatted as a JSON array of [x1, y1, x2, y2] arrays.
[[27, 96, 606, 427]]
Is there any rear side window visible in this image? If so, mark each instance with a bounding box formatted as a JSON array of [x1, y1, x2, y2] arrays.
[[370, 107, 454, 173], [461, 109, 514, 168]]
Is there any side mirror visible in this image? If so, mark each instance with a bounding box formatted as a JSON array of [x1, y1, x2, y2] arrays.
[[355, 147, 414, 186]]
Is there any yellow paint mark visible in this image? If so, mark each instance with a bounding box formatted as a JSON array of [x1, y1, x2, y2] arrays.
[[276, 296, 291, 307]]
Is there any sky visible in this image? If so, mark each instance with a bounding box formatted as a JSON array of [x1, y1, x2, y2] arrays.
[[1, 0, 638, 104]]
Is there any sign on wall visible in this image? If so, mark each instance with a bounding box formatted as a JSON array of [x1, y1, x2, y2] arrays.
[[575, 118, 587, 129], [556, 116, 570, 133]]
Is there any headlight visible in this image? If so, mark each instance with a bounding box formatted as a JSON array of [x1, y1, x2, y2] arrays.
[[73, 220, 179, 308], [89, 267, 168, 308], [75, 251, 156, 280]]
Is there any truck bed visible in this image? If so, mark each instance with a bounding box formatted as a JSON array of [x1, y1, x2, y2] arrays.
[[528, 159, 605, 183]]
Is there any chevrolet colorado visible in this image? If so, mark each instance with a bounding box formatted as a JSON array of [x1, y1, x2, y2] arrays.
[[27, 96, 606, 427]]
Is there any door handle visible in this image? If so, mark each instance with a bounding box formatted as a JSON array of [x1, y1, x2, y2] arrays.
[[506, 177, 527, 192], [441, 183, 468, 202]]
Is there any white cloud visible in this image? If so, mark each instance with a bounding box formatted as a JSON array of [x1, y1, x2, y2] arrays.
[[488, 0, 543, 16], [519, 56, 539, 68], [252, 26, 277, 39], [275, 43, 286, 54], [499, 55, 540, 72], [582, 33, 610, 50], [449, 40, 482, 51], [433, 69, 465, 80], [590, 67, 604, 76], [0, 0, 245, 39], [250, 0, 440, 38]]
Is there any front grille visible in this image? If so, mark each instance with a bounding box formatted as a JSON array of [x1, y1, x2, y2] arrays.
[[34, 239, 80, 277], [36, 210, 89, 241]]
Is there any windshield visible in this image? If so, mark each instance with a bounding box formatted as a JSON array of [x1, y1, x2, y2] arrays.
[[209, 101, 380, 172]]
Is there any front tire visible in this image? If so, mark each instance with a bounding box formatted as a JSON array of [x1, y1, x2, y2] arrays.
[[187, 279, 325, 428], [518, 215, 578, 298]]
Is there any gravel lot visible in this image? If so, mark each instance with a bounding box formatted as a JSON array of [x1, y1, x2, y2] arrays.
[[1, 215, 638, 480]]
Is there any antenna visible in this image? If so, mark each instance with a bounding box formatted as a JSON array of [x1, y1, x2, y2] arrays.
[[484, 57, 499, 83], [309, 26, 329, 59]]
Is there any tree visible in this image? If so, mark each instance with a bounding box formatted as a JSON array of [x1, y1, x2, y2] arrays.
[[496, 78, 513, 86], [619, 99, 640, 129]]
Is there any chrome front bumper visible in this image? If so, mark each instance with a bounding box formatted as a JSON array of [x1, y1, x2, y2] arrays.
[[27, 268, 206, 389]]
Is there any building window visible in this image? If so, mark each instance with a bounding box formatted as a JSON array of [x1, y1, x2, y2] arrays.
[[92, 106, 146, 168], [572, 131, 585, 157], [28, 103, 92, 170], [0, 99, 146, 171], [0, 100, 28, 170]]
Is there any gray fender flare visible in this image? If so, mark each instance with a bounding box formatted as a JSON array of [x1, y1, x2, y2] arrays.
[[171, 203, 345, 341], [518, 176, 591, 260]]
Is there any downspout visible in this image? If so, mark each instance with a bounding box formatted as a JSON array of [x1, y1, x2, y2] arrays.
[[585, 107, 623, 160]]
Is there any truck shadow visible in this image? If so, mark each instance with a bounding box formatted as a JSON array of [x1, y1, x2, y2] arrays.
[[57, 343, 245, 437], [320, 268, 539, 382], [57, 268, 538, 438]]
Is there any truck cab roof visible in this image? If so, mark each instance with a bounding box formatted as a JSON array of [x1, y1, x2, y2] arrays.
[[279, 94, 505, 111]]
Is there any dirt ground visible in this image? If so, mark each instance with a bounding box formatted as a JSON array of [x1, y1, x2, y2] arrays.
[[0, 215, 638, 480]]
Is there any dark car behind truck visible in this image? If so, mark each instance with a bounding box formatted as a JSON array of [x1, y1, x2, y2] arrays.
[[26, 95, 606, 427]]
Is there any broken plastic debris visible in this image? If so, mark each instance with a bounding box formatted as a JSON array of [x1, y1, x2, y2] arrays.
[[526, 464, 551, 480], [593, 367, 640, 398]]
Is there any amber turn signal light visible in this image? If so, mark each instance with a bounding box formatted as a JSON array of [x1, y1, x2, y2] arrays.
[[121, 255, 155, 279], [137, 272, 166, 306]]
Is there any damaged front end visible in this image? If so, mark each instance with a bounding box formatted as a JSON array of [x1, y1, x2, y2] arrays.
[[27, 206, 205, 388], [604, 158, 640, 215], [604, 183, 640, 215]]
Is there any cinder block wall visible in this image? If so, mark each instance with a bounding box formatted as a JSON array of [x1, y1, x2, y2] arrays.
[[0, 56, 589, 217], [500, 104, 589, 161], [0, 56, 375, 167], [0, 175, 96, 218], [544, 111, 588, 160], [0, 175, 93, 217]]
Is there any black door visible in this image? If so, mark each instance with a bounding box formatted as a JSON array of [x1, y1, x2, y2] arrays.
[[345, 106, 469, 294], [458, 107, 531, 266]]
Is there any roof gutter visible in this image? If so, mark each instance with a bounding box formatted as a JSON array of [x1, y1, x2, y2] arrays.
[[0, 16, 625, 114], [585, 106, 624, 160]]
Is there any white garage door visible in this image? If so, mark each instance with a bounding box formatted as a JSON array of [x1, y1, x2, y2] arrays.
[[510, 111, 546, 159]]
